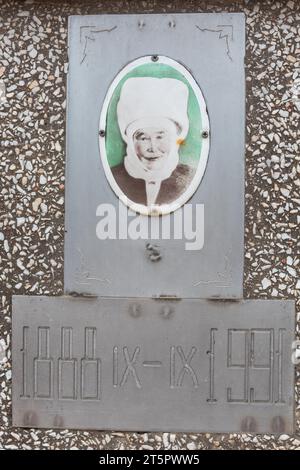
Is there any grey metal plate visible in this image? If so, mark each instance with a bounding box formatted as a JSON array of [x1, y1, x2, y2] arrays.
[[12, 296, 295, 433], [64, 13, 245, 299]]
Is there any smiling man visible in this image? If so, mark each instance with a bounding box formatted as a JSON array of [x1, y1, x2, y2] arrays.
[[111, 77, 196, 208]]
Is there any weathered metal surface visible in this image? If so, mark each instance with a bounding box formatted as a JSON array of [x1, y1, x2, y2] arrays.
[[12, 296, 295, 433], [64, 13, 245, 298]]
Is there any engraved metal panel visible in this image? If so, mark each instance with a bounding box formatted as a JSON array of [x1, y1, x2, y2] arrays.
[[64, 13, 245, 298], [12, 296, 295, 433]]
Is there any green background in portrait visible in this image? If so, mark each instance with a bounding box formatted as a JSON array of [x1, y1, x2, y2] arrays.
[[105, 62, 203, 168]]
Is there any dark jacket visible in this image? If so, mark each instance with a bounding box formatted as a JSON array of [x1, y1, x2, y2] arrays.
[[111, 162, 196, 206]]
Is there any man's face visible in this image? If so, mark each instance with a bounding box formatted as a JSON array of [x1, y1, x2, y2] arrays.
[[133, 127, 171, 171]]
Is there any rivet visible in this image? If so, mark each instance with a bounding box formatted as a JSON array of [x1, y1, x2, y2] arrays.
[[160, 305, 173, 319], [99, 129, 105, 137], [138, 20, 145, 29], [53, 415, 64, 428], [151, 55, 159, 62], [202, 130, 209, 139], [169, 20, 176, 28], [23, 411, 38, 427], [129, 303, 141, 318], [271, 415, 285, 434], [241, 416, 257, 432]]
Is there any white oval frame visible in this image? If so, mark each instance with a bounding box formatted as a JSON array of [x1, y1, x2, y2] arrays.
[[99, 55, 210, 216]]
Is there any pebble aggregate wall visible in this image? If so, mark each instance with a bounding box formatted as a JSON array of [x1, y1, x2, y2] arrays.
[[0, 0, 299, 450]]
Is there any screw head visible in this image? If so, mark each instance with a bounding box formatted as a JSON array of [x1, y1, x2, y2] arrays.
[[151, 55, 159, 62], [99, 129, 105, 137], [202, 130, 209, 139]]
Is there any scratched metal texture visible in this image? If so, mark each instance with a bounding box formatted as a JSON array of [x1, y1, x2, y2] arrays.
[[12, 296, 294, 433], [64, 13, 245, 299]]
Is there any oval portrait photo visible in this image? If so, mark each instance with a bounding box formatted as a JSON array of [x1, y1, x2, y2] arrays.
[[99, 56, 210, 216]]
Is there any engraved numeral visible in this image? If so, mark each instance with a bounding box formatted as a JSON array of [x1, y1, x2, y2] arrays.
[[21, 327, 30, 398], [58, 327, 77, 400], [170, 346, 198, 388], [113, 346, 141, 388], [227, 328, 283, 404], [81, 327, 101, 400], [249, 329, 274, 403], [207, 328, 218, 402], [276, 329, 285, 403], [227, 329, 249, 402], [33, 327, 53, 399]]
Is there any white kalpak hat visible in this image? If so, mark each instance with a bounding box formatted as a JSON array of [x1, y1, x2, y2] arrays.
[[117, 77, 189, 141]]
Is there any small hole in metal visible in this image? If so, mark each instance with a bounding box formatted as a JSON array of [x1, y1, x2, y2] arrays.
[[151, 55, 159, 62]]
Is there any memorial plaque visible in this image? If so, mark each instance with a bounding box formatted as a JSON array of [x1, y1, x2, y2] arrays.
[[12, 296, 295, 433], [64, 13, 245, 298]]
